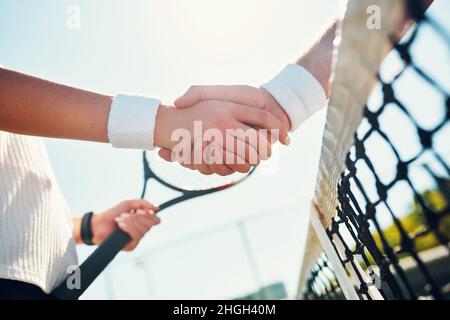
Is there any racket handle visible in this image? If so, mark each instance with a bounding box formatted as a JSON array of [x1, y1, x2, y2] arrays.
[[52, 229, 131, 300]]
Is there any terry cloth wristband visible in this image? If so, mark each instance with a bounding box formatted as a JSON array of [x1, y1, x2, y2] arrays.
[[108, 94, 161, 150], [261, 64, 327, 132], [81, 212, 94, 246]]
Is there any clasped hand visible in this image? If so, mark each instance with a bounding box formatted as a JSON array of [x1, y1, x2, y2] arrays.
[[155, 85, 291, 176]]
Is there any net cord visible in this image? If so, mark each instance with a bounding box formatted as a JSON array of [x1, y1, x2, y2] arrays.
[[309, 204, 360, 300], [297, 0, 406, 298]]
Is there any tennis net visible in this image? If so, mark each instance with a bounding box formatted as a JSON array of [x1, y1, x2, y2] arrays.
[[297, 0, 450, 300]]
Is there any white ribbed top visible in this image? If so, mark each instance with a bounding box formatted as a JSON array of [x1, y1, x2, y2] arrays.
[[0, 131, 78, 293]]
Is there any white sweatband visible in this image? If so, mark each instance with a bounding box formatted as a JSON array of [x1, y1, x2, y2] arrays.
[[107, 94, 160, 150], [261, 64, 327, 132]]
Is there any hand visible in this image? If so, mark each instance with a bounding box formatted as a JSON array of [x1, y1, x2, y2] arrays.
[[176, 85, 291, 133], [90, 200, 160, 251], [158, 85, 291, 175], [154, 100, 288, 175]]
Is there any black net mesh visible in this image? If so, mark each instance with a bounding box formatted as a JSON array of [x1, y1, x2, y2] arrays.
[[303, 0, 450, 300], [303, 253, 345, 300]]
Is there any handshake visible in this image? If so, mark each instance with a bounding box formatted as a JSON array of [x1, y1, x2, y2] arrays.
[[1, 23, 333, 177], [109, 64, 328, 176], [106, 21, 337, 178], [155, 85, 291, 176]]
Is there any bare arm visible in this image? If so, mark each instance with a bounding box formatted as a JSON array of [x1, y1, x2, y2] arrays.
[[295, 0, 434, 97], [169, 1, 435, 175], [173, 20, 338, 131], [0, 67, 278, 171], [0, 67, 112, 142], [296, 22, 336, 97]]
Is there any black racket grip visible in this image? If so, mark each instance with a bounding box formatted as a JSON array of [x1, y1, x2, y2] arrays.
[[52, 229, 131, 300]]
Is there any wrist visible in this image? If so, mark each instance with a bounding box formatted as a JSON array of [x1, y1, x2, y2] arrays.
[[73, 217, 83, 244], [107, 94, 161, 150], [80, 211, 95, 245], [90, 213, 102, 245], [260, 88, 291, 131], [154, 105, 178, 149], [261, 64, 327, 132]]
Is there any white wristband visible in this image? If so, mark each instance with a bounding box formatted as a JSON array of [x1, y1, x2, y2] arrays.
[[107, 94, 160, 150], [261, 64, 327, 132]]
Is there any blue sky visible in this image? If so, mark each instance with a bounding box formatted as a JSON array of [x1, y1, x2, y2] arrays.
[[0, 0, 340, 299]]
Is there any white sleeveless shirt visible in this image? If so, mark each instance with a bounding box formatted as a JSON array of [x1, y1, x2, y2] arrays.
[[0, 131, 78, 293]]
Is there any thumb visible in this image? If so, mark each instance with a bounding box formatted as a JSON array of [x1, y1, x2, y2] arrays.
[[174, 86, 202, 108], [175, 85, 265, 109], [158, 148, 197, 171], [175, 85, 238, 108], [158, 148, 174, 162]]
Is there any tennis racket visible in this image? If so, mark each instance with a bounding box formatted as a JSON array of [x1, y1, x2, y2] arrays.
[[53, 150, 255, 299]]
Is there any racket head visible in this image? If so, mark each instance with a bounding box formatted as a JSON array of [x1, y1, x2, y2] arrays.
[[142, 151, 255, 193]]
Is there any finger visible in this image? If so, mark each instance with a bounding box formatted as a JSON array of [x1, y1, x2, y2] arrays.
[[175, 85, 264, 109], [179, 162, 196, 170], [161, 144, 200, 172], [117, 212, 157, 241], [122, 238, 140, 251], [160, 148, 199, 171], [161, 147, 198, 170], [192, 100, 277, 160], [232, 105, 288, 145], [202, 130, 238, 175], [133, 213, 161, 230], [224, 132, 260, 166], [259, 88, 291, 145], [158, 148, 174, 162], [136, 208, 161, 221], [116, 219, 142, 251], [208, 164, 235, 176], [194, 163, 214, 175], [206, 134, 249, 172], [190, 139, 216, 175], [135, 208, 159, 218], [124, 199, 159, 213], [125, 215, 148, 238], [175, 86, 290, 146], [204, 142, 254, 175], [223, 149, 251, 173], [232, 121, 272, 161], [270, 131, 290, 147], [203, 142, 251, 175], [123, 242, 139, 251], [204, 147, 235, 176], [121, 213, 160, 251]]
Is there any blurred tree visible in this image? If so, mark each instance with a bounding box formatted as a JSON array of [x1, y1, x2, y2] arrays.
[[364, 165, 450, 265]]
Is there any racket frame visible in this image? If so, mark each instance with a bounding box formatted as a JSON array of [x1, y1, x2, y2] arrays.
[[52, 151, 254, 299]]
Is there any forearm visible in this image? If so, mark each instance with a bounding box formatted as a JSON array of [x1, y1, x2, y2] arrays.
[[260, 20, 336, 131], [73, 217, 83, 245], [263, 0, 431, 131], [294, 0, 434, 96], [0, 67, 112, 142], [296, 21, 336, 97]]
